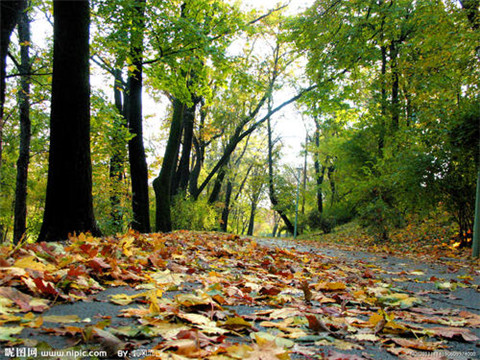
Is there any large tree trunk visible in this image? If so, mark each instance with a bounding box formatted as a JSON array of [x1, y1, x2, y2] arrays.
[[13, 4, 31, 244], [1, 0, 26, 179], [127, 0, 150, 233], [38, 0, 100, 242], [153, 98, 184, 232]]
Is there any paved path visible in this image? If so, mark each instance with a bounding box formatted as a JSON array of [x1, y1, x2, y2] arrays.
[[8, 237, 480, 360]]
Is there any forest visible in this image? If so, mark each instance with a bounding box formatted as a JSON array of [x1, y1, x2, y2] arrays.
[[1, 0, 479, 256]]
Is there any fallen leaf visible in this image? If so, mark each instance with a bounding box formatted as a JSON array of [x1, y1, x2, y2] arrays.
[[429, 327, 479, 341]]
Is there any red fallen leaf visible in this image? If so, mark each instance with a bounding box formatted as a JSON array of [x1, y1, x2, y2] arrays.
[[0, 257, 9, 266], [306, 315, 330, 333], [327, 350, 365, 359], [80, 243, 98, 258], [259, 285, 282, 296], [67, 265, 87, 278], [429, 327, 479, 341], [42, 325, 83, 337], [32, 277, 59, 296], [88, 257, 111, 272], [362, 269, 374, 278]]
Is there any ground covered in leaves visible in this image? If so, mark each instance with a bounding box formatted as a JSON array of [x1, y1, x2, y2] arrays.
[[0, 230, 479, 359]]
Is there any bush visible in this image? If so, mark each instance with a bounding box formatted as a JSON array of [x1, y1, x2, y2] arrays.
[[357, 187, 404, 241], [307, 210, 334, 234], [171, 194, 217, 231]]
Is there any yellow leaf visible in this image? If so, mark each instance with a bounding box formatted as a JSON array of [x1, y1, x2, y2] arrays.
[[316, 281, 347, 291], [42, 314, 82, 323], [14, 256, 54, 272]]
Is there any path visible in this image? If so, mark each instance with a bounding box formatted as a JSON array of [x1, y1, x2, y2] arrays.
[[3, 234, 479, 360]]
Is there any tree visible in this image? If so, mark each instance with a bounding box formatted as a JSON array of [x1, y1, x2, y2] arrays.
[[38, 0, 100, 242], [459, 0, 480, 257], [1, 0, 27, 176], [127, 0, 150, 233], [13, 1, 31, 243]]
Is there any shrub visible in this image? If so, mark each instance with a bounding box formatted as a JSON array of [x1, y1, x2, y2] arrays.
[[171, 194, 217, 231]]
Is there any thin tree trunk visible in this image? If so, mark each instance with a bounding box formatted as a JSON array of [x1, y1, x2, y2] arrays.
[[220, 180, 232, 232], [39, 0, 100, 242], [127, 0, 150, 233], [267, 115, 295, 234], [390, 41, 400, 132], [313, 118, 324, 214], [247, 200, 257, 236], [153, 98, 184, 232], [208, 163, 227, 204], [328, 165, 336, 207], [109, 68, 126, 228], [13, 3, 31, 244], [174, 101, 197, 194], [379, 44, 387, 155], [301, 133, 307, 215]]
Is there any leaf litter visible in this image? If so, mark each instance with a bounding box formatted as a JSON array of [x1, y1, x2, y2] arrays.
[[0, 230, 479, 359]]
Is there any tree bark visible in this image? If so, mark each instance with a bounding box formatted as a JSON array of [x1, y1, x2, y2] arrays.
[[13, 3, 31, 244], [38, 0, 100, 242], [127, 0, 150, 233], [153, 98, 184, 232]]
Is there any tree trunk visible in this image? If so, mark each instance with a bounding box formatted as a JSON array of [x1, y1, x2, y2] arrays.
[[109, 68, 126, 228], [174, 101, 197, 195], [328, 165, 336, 207], [13, 4, 31, 244], [38, 0, 100, 242], [127, 0, 150, 233], [208, 164, 227, 204], [267, 115, 295, 234], [220, 180, 232, 232], [389, 41, 400, 132], [153, 98, 184, 232], [247, 200, 257, 236], [1, 0, 26, 180], [313, 118, 324, 214]]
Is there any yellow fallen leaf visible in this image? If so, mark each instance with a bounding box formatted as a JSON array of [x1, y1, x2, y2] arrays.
[[42, 314, 82, 323], [315, 282, 346, 291], [14, 256, 55, 272]]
